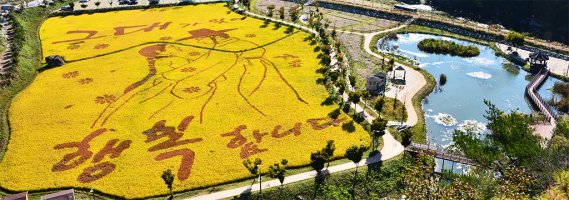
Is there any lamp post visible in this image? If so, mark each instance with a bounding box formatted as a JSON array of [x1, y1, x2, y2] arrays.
[[89, 189, 95, 200], [257, 164, 262, 196]]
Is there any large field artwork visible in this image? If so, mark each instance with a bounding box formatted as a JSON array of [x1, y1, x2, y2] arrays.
[[0, 4, 369, 198]]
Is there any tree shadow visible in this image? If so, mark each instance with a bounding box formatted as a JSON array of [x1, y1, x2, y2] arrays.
[[260, 21, 270, 28], [284, 26, 294, 34], [309, 40, 317, 46], [322, 97, 336, 106], [232, 188, 253, 200], [273, 22, 282, 30], [341, 121, 356, 133], [366, 151, 383, 173], [313, 46, 321, 52]]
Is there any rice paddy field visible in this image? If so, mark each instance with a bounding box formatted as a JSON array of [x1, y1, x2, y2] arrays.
[[0, 4, 369, 198]]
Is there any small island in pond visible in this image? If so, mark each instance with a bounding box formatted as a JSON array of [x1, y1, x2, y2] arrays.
[[417, 38, 480, 57]]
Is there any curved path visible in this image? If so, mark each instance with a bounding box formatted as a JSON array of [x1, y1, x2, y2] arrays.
[[182, 7, 405, 200], [362, 20, 427, 127]]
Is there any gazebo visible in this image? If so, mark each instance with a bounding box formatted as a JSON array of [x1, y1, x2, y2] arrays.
[[392, 66, 406, 85], [528, 51, 549, 73]]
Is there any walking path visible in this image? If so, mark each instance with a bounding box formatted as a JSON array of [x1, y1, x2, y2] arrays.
[[185, 130, 403, 200], [361, 18, 427, 127], [496, 43, 569, 78], [182, 7, 405, 200]]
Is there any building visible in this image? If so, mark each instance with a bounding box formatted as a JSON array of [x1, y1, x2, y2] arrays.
[[392, 66, 407, 85], [1, 192, 28, 200], [366, 72, 387, 95], [528, 51, 549, 73], [40, 189, 75, 200]]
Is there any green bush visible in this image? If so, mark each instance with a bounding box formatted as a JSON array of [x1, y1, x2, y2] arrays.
[[417, 38, 480, 57]]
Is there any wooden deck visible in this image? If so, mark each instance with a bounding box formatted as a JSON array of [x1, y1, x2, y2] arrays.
[[526, 68, 557, 140], [405, 142, 477, 166]]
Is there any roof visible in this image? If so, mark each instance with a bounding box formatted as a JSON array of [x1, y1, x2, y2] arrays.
[[395, 66, 405, 71], [40, 189, 75, 200], [374, 72, 386, 78], [529, 51, 549, 61], [1, 192, 28, 200]]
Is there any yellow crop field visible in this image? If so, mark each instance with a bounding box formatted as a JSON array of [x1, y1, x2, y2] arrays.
[[0, 4, 369, 198]]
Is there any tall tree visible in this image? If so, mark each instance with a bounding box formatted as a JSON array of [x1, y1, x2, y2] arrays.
[[268, 159, 289, 186], [345, 145, 368, 175], [266, 5, 275, 17], [310, 151, 326, 176], [278, 7, 285, 21], [345, 145, 368, 198], [161, 169, 175, 199], [348, 91, 361, 116], [322, 140, 336, 168], [370, 117, 388, 149]]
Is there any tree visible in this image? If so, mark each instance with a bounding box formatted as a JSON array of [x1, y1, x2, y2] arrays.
[[374, 97, 385, 112], [453, 100, 543, 168], [387, 59, 395, 71], [289, 7, 299, 23], [268, 159, 289, 186], [438, 74, 447, 92], [310, 151, 326, 176], [243, 158, 262, 177], [322, 140, 336, 168], [266, 4, 275, 17], [80, 3, 87, 8], [348, 75, 356, 88], [94, 1, 101, 8], [401, 129, 413, 146], [439, 74, 447, 86], [346, 145, 368, 173], [347, 91, 361, 116], [345, 144, 368, 197], [278, 7, 285, 21], [370, 117, 388, 149], [505, 31, 525, 49], [161, 169, 175, 199]]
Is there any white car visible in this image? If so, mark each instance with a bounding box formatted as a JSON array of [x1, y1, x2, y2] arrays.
[[78, 0, 89, 3]]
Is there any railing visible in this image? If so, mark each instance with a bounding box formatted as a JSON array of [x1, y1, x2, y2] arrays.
[[405, 142, 477, 166], [526, 68, 557, 124]]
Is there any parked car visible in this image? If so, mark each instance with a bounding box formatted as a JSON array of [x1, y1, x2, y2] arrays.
[[60, 5, 72, 11], [129, 0, 138, 4], [179, 0, 191, 3], [149, 0, 159, 5], [78, 0, 89, 3], [118, 0, 129, 4]]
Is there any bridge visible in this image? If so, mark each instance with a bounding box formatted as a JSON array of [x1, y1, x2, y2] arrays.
[[525, 68, 557, 140], [405, 142, 477, 166]]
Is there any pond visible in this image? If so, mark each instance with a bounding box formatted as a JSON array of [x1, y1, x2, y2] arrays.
[[378, 33, 558, 173]]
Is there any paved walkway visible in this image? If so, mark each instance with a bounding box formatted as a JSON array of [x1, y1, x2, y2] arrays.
[[182, 7, 405, 200], [496, 43, 569, 77], [185, 130, 403, 200], [361, 20, 427, 127]]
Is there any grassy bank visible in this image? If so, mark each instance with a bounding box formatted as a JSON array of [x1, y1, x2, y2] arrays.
[[0, 3, 74, 161]]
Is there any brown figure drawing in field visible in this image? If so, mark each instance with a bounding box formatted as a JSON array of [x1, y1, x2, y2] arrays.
[[91, 28, 307, 128]]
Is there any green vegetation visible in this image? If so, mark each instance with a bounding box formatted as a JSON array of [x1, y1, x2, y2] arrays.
[[550, 82, 569, 114], [505, 31, 525, 48], [0, 0, 72, 161], [417, 38, 480, 57], [452, 101, 569, 198]]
